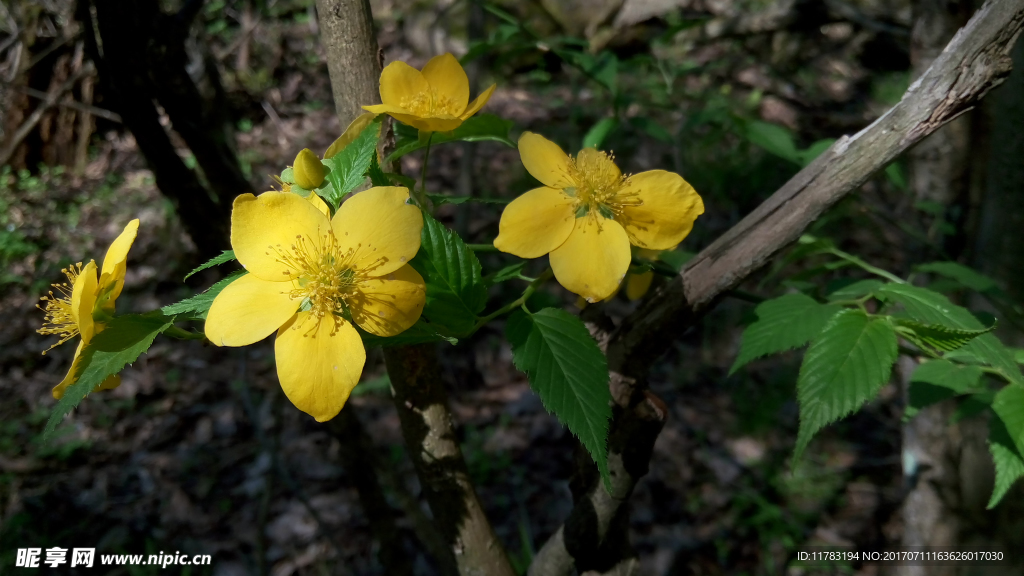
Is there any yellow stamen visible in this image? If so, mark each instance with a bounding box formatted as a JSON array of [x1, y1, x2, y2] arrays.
[[565, 150, 643, 227], [400, 88, 461, 117], [37, 263, 84, 354]]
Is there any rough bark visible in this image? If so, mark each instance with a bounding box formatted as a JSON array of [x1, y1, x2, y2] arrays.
[[530, 1, 1024, 573], [384, 345, 516, 576], [314, 0, 382, 123]]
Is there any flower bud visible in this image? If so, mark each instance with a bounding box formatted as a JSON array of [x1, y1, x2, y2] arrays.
[[293, 148, 325, 190]]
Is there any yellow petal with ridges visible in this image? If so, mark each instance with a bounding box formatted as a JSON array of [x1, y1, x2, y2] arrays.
[[205, 273, 298, 347], [94, 373, 121, 393], [379, 61, 430, 108], [275, 311, 365, 422], [493, 187, 575, 258], [307, 191, 330, 218], [518, 132, 574, 188], [361, 105, 463, 133], [97, 219, 139, 311], [618, 170, 704, 250], [421, 53, 469, 114], [231, 192, 330, 281], [332, 187, 422, 278], [52, 340, 85, 399], [72, 260, 98, 343], [461, 84, 496, 120], [550, 216, 631, 302], [325, 112, 378, 159], [350, 264, 426, 337]]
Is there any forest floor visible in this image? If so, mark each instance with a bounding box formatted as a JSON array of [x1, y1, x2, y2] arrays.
[[0, 9, 913, 576]]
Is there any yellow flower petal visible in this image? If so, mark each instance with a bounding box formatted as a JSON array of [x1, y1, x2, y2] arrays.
[[618, 170, 704, 250], [72, 260, 98, 343], [550, 216, 631, 302], [350, 264, 426, 337], [519, 132, 574, 188], [231, 192, 330, 281], [625, 271, 654, 301], [361, 105, 463, 133], [461, 83, 496, 120], [332, 186, 422, 277], [293, 148, 325, 190], [421, 53, 469, 115], [325, 112, 378, 159], [94, 373, 121, 393], [205, 273, 298, 346], [379, 61, 430, 108], [307, 191, 330, 218], [494, 186, 575, 258], [52, 340, 85, 399], [275, 311, 365, 422], [97, 219, 139, 311]]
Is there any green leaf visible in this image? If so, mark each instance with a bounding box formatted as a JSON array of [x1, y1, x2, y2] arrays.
[[797, 138, 836, 166], [894, 318, 994, 353], [629, 116, 673, 143], [368, 150, 389, 187], [385, 114, 514, 164], [426, 194, 511, 207], [358, 320, 457, 348], [162, 271, 246, 319], [730, 294, 842, 375], [745, 120, 799, 164], [322, 115, 382, 208], [506, 308, 611, 488], [905, 359, 983, 419], [184, 250, 235, 280], [877, 283, 1022, 385], [657, 250, 695, 273], [582, 118, 616, 149], [409, 213, 487, 337], [795, 310, 897, 462], [988, 412, 1024, 508], [1015, 349, 1024, 365], [484, 261, 527, 285], [826, 279, 882, 301], [916, 261, 1000, 293], [884, 162, 907, 190], [43, 313, 173, 442], [992, 385, 1024, 461], [952, 391, 994, 423], [280, 166, 295, 184]]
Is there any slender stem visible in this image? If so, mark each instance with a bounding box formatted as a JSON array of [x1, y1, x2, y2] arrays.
[[417, 132, 434, 207], [468, 243, 500, 252], [472, 269, 553, 332], [163, 324, 207, 340], [827, 247, 906, 284]]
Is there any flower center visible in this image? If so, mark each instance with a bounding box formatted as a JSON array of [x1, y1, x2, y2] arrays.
[[564, 150, 642, 222], [400, 88, 461, 117], [37, 263, 84, 354], [271, 232, 388, 335]]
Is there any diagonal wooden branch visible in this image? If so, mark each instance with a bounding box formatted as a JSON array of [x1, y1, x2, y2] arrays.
[[530, 0, 1024, 573]]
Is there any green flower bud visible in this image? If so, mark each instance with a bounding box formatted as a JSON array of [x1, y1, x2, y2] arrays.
[[293, 148, 325, 190]]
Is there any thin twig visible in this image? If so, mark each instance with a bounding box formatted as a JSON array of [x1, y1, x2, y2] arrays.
[[0, 79, 121, 122]]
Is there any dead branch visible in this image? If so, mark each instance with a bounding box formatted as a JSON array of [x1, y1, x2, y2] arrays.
[[0, 79, 121, 122], [529, 0, 1024, 573]]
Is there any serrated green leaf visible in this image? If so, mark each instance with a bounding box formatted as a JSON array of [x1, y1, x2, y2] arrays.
[[826, 279, 882, 301], [987, 412, 1024, 509], [894, 318, 994, 353], [917, 261, 999, 293], [385, 114, 515, 164], [582, 118, 616, 149], [44, 313, 173, 442], [730, 294, 842, 374], [162, 271, 246, 319], [794, 310, 897, 462], [368, 150, 389, 187], [322, 115, 382, 208], [184, 250, 235, 280], [358, 319, 456, 347], [506, 308, 611, 488], [952, 391, 994, 423], [905, 359, 983, 420], [484, 262, 527, 285], [409, 213, 487, 337], [992, 385, 1024, 460], [877, 283, 1022, 385]]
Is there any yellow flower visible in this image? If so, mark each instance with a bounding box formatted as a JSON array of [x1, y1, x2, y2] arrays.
[[624, 248, 664, 301], [362, 53, 496, 133], [38, 219, 140, 399], [494, 132, 704, 302], [204, 187, 425, 422], [324, 112, 378, 159]]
